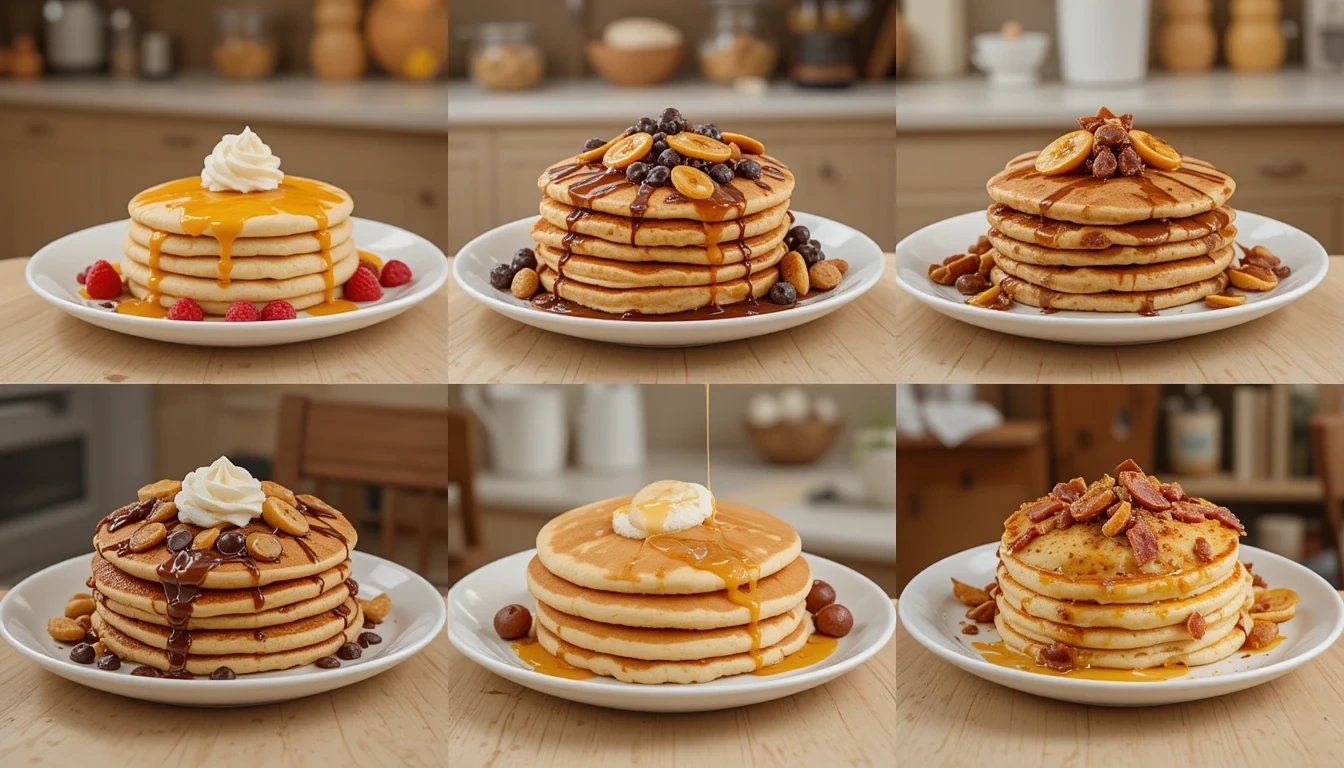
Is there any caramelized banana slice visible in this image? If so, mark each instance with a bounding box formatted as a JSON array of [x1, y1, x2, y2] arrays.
[[667, 133, 733, 163], [603, 132, 654, 169], [1034, 130, 1094, 176], [720, 132, 766, 155], [575, 134, 624, 164], [1128, 130, 1182, 171], [1251, 588, 1298, 623], [1205, 293, 1246, 309], [1228, 265, 1278, 291], [671, 166, 716, 200]]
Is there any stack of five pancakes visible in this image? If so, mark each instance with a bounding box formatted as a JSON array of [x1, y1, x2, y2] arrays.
[[525, 497, 816, 683]]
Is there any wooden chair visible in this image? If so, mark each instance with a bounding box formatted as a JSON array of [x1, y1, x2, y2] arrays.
[[448, 407, 489, 584], [273, 395, 449, 578], [1310, 414, 1344, 585]]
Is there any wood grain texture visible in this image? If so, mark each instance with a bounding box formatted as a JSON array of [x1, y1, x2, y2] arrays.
[[893, 256, 1344, 383], [447, 599, 897, 767], [0, 588, 447, 765], [896, 594, 1344, 765], [0, 258, 447, 383], [448, 255, 899, 383]]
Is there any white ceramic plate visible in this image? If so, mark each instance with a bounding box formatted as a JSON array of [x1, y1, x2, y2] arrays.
[[0, 551, 446, 707], [447, 549, 896, 712], [899, 543, 1344, 707], [895, 210, 1328, 345], [452, 213, 885, 347], [25, 217, 447, 347]]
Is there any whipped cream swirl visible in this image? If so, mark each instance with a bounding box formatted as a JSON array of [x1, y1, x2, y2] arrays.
[[612, 480, 715, 540], [174, 456, 266, 529], [200, 126, 284, 193]]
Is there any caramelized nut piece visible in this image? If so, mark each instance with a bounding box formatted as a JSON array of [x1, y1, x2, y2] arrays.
[[1249, 244, 1281, 266], [670, 165, 716, 200], [667, 133, 732, 163], [720, 131, 765, 155], [1187, 611, 1207, 640], [930, 254, 979, 286], [138, 479, 182, 501], [296, 494, 340, 517], [603, 132, 654, 169], [951, 578, 990, 607], [1250, 588, 1298, 622], [1228, 265, 1278, 291], [809, 261, 842, 291], [1194, 537, 1213, 562], [1243, 619, 1279, 650], [781, 251, 810, 296], [75, 615, 93, 631], [511, 268, 540, 299], [48, 617, 85, 642], [65, 594, 96, 618], [263, 497, 311, 536], [967, 235, 992, 256], [1101, 501, 1132, 536], [956, 273, 988, 296], [92, 641, 108, 657], [830, 258, 849, 275], [965, 600, 997, 622], [127, 522, 168, 553], [1128, 130, 1182, 170], [260, 481, 296, 506], [1035, 130, 1094, 176], [361, 593, 392, 624], [967, 284, 1011, 310], [145, 499, 178, 524], [246, 532, 283, 562], [1206, 293, 1247, 309], [193, 525, 224, 551], [1039, 642, 1076, 672]]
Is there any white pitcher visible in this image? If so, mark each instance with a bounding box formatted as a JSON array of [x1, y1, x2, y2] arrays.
[[1058, 0, 1152, 85], [462, 385, 568, 476], [574, 385, 646, 473]]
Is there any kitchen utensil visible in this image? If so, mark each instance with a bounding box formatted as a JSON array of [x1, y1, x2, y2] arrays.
[[970, 30, 1049, 87], [1305, 0, 1344, 71], [747, 420, 841, 464]]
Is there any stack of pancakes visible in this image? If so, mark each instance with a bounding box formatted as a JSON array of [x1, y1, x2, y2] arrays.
[[532, 154, 797, 315], [120, 176, 357, 315], [526, 498, 815, 683], [90, 488, 361, 676], [995, 496, 1253, 669], [984, 152, 1238, 313]]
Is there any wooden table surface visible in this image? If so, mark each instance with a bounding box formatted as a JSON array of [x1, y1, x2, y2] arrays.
[[448, 255, 899, 383], [0, 588, 447, 765], [447, 599, 896, 766], [894, 255, 1344, 384], [0, 258, 447, 384], [897, 593, 1344, 765]]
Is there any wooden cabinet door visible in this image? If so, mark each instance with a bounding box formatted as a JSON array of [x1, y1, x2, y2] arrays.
[[771, 138, 896, 249], [1229, 194, 1340, 255], [448, 130, 495, 255]]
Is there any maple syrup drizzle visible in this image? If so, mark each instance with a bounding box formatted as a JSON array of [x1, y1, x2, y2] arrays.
[[972, 640, 1190, 681], [512, 637, 595, 680], [751, 634, 838, 676]]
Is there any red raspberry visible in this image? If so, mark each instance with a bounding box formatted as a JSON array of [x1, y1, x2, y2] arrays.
[[260, 300, 297, 321], [225, 301, 259, 322], [77, 268, 88, 284], [344, 267, 383, 302], [356, 261, 379, 280], [83, 261, 123, 299], [379, 260, 413, 287], [167, 298, 204, 321]]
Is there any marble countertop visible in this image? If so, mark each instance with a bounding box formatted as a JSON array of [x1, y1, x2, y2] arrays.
[[0, 75, 447, 133], [896, 70, 1344, 131], [448, 78, 896, 125]]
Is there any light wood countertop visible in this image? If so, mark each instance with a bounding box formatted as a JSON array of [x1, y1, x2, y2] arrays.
[[0, 588, 447, 765], [0, 258, 447, 384], [897, 594, 1344, 764], [447, 599, 896, 766], [448, 255, 899, 383], [894, 255, 1344, 383]]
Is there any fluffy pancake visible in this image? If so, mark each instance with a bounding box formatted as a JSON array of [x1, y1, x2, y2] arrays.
[[539, 197, 791, 247], [987, 226, 1235, 267], [120, 244, 358, 303], [526, 554, 811, 629], [986, 203, 1236, 250], [992, 243, 1235, 294], [534, 599, 808, 661], [1000, 503, 1240, 603], [531, 218, 789, 265], [538, 156, 795, 221], [124, 237, 356, 281], [92, 603, 362, 675], [99, 584, 351, 630], [129, 176, 354, 238], [535, 499, 802, 595], [536, 611, 814, 684], [128, 218, 354, 257], [992, 264, 1229, 313], [994, 607, 1247, 670], [538, 265, 779, 315], [95, 596, 359, 655], [125, 280, 344, 314], [536, 243, 786, 289], [91, 553, 351, 619], [987, 153, 1236, 225]]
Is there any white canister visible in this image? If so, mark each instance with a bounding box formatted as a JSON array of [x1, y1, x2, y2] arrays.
[[903, 0, 967, 78], [1057, 0, 1152, 85], [44, 0, 107, 72], [1168, 408, 1221, 475], [462, 385, 569, 476], [574, 385, 646, 473]]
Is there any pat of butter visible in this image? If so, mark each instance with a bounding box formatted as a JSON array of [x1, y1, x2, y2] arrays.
[[612, 480, 713, 539]]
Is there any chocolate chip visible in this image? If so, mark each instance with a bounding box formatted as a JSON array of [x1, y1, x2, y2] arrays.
[[510, 248, 537, 272], [786, 225, 811, 250], [210, 667, 236, 680], [816, 603, 854, 637], [131, 665, 163, 677], [359, 632, 382, 646], [217, 530, 246, 556], [646, 166, 671, 187], [337, 642, 362, 660], [316, 656, 341, 669], [96, 654, 121, 671], [806, 580, 837, 613], [735, 159, 762, 180], [634, 117, 658, 135], [363, 620, 376, 630], [708, 164, 734, 185], [582, 137, 606, 151], [768, 282, 797, 306], [494, 605, 531, 639], [657, 149, 682, 168], [69, 643, 95, 664], [166, 528, 193, 552], [490, 264, 517, 291], [626, 162, 651, 184]]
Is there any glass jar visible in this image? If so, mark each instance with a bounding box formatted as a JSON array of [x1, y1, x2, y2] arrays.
[[212, 6, 278, 80], [700, 0, 780, 84], [469, 22, 544, 91], [788, 0, 860, 88]]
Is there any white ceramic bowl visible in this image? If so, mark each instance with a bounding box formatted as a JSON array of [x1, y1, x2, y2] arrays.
[[971, 31, 1050, 87], [25, 217, 447, 347], [0, 551, 446, 707]]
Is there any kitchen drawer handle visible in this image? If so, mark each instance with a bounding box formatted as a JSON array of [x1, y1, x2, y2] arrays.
[[162, 134, 196, 149], [25, 122, 52, 138], [1260, 159, 1306, 178]]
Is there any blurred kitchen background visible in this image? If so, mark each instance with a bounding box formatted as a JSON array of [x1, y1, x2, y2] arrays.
[[447, 1, 898, 254], [894, 0, 1344, 252], [897, 384, 1344, 594], [0, 385, 450, 587], [447, 385, 898, 596], [0, 0, 449, 261]]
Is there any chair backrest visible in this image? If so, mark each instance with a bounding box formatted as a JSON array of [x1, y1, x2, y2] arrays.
[[448, 407, 480, 549], [1310, 414, 1344, 584]]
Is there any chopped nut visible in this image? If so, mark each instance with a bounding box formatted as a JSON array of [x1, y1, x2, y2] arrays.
[[967, 284, 1012, 310], [782, 251, 810, 295], [137, 479, 182, 501], [966, 600, 997, 622], [48, 617, 85, 642], [260, 480, 297, 506], [361, 593, 392, 624], [830, 258, 849, 275], [929, 254, 979, 286], [1039, 642, 1076, 672], [127, 522, 168, 553], [510, 268, 540, 300], [75, 615, 93, 631], [1243, 620, 1279, 650], [1187, 611, 1207, 640], [961, 624, 980, 635], [1101, 501, 1132, 536], [1194, 537, 1213, 562], [967, 236, 992, 256], [951, 578, 990, 607], [809, 261, 842, 291], [64, 595, 96, 618]]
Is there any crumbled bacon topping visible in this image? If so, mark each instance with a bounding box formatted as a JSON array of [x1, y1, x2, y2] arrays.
[[961, 624, 980, 635], [1039, 642, 1077, 673], [1115, 458, 1144, 475], [1069, 476, 1117, 521], [1055, 507, 1075, 529], [1119, 471, 1171, 511], [1203, 505, 1246, 535], [1051, 478, 1087, 504], [1026, 497, 1065, 522], [1161, 481, 1185, 501], [1126, 513, 1161, 566], [1194, 537, 1213, 562], [1169, 501, 1208, 523], [1101, 501, 1131, 537], [1008, 527, 1041, 553], [1187, 611, 1207, 640]]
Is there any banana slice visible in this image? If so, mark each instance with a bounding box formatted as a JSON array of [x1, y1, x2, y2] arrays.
[[1128, 130, 1182, 171], [576, 133, 624, 164], [671, 166, 716, 200], [604, 132, 654, 169], [667, 133, 732, 163], [720, 131, 765, 155], [1035, 130, 1094, 176], [1251, 588, 1298, 623]]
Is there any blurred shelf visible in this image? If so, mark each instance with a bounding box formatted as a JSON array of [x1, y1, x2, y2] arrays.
[[1165, 474, 1322, 503]]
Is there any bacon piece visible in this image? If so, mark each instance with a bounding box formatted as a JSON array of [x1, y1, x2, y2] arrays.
[[1025, 497, 1065, 522], [1070, 487, 1116, 521], [1194, 537, 1213, 562], [1055, 507, 1075, 529], [1035, 516, 1058, 536], [1119, 471, 1172, 511], [1101, 501, 1132, 536], [1161, 482, 1186, 502], [1126, 513, 1161, 566], [1008, 527, 1041, 554], [1170, 501, 1208, 523], [1115, 458, 1144, 475], [1187, 611, 1207, 640], [1051, 478, 1087, 504], [1039, 642, 1077, 673], [1203, 505, 1246, 535]]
